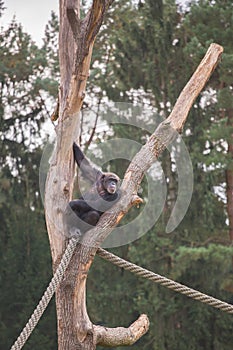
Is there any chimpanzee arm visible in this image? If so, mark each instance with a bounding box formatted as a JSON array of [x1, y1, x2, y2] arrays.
[[73, 142, 101, 183], [69, 199, 93, 213], [65, 199, 100, 236], [70, 195, 119, 215], [88, 195, 120, 212]]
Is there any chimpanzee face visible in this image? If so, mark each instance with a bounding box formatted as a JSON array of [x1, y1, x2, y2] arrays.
[[106, 177, 118, 194], [102, 173, 120, 194]]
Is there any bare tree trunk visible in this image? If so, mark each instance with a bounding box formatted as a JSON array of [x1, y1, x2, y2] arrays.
[[45, 1, 148, 348], [44, 1, 223, 347], [45, 1, 112, 348]]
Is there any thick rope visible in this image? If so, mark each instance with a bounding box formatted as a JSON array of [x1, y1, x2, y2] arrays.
[[10, 240, 233, 350], [10, 237, 79, 350], [97, 248, 233, 315]]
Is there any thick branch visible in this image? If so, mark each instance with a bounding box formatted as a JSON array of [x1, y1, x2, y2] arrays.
[[167, 43, 224, 132], [84, 0, 113, 45], [59, 0, 80, 111], [94, 314, 149, 347], [61, 1, 115, 118], [78, 43, 224, 264], [67, 1, 81, 40]]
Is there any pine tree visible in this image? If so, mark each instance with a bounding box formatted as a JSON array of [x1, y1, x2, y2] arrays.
[[0, 14, 58, 349], [181, 0, 233, 240], [85, 1, 233, 348]]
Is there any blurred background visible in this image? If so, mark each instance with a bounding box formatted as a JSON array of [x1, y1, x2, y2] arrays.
[[0, 1, 233, 349]]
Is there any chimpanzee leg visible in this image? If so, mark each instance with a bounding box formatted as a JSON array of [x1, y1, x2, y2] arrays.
[[82, 210, 100, 226]]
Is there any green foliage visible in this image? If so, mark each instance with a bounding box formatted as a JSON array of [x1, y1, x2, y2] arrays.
[[0, 142, 57, 349], [86, 1, 233, 349], [42, 11, 60, 87], [0, 15, 58, 349], [1, 1, 233, 349], [0, 0, 5, 17]]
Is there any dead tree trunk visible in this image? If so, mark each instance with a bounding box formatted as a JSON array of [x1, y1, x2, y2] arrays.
[[44, 0, 223, 347], [45, 1, 148, 348]]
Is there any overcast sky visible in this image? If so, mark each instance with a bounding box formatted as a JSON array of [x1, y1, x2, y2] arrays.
[[1, 0, 58, 46], [1, 1, 188, 46]]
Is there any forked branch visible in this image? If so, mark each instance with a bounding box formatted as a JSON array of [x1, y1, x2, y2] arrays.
[[66, 0, 80, 40], [84, 0, 114, 44], [94, 314, 149, 347]]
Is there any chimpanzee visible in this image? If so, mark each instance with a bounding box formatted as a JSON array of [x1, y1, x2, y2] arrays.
[[65, 143, 121, 236]]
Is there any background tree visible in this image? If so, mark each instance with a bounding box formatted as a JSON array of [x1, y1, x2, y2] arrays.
[[0, 8, 58, 349], [1, 0, 232, 349], [85, 1, 233, 349], [181, 0, 233, 241]]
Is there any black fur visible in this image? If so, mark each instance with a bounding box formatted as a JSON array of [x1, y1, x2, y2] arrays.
[[65, 143, 121, 236]]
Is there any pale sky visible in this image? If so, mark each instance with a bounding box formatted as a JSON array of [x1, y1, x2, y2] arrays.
[[1, 0, 188, 46], [1, 0, 59, 46]]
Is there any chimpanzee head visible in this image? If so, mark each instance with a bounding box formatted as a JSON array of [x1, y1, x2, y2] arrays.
[[103, 173, 120, 194], [96, 173, 120, 195]]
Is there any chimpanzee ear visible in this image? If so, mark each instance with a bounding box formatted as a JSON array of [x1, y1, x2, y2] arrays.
[[73, 142, 103, 184], [95, 171, 104, 181]]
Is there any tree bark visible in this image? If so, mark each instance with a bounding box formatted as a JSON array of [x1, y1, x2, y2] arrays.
[[44, 1, 223, 347]]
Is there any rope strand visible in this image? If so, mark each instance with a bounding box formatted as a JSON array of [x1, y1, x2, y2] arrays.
[[10, 240, 233, 350], [97, 248, 233, 315], [10, 237, 78, 350]]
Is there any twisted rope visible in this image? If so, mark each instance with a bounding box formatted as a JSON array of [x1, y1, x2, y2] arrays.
[[97, 248, 233, 315], [10, 237, 78, 350], [10, 240, 233, 350]]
